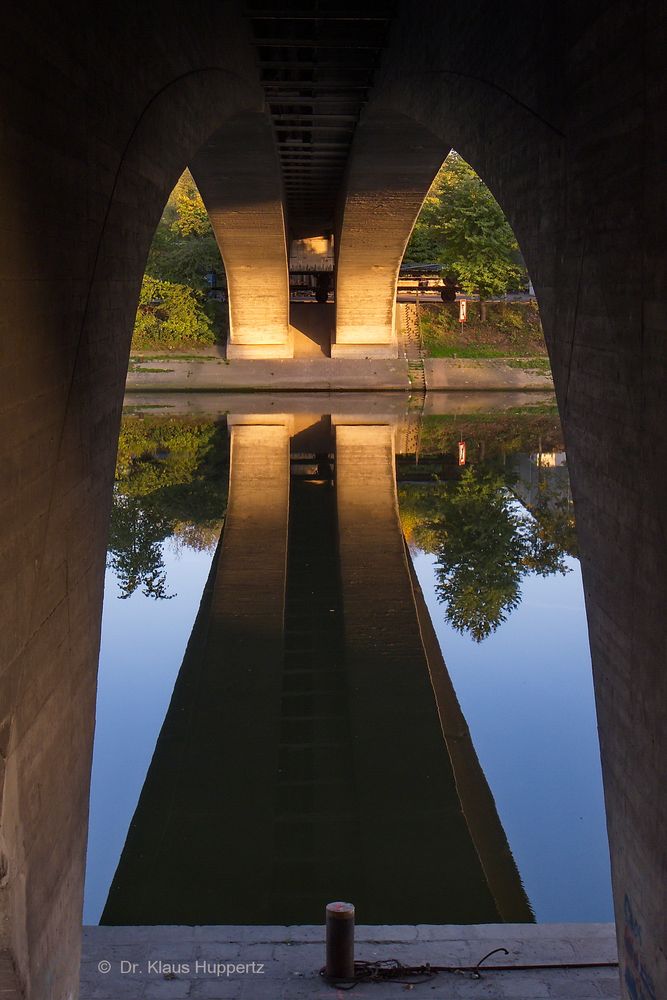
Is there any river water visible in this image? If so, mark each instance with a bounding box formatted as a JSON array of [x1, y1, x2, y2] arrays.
[[84, 392, 613, 927]]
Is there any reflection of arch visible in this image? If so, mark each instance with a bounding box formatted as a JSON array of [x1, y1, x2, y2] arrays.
[[192, 112, 292, 357], [333, 111, 449, 357]]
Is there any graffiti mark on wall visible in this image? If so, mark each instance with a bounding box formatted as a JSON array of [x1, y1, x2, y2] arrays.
[[623, 895, 656, 1000]]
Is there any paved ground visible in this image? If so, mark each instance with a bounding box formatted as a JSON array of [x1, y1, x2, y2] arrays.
[[80, 924, 620, 999]]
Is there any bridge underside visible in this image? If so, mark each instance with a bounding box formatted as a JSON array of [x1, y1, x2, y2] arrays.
[[0, 3, 666, 1000]]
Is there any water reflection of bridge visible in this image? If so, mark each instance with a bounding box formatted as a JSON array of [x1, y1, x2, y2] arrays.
[[102, 406, 533, 926]]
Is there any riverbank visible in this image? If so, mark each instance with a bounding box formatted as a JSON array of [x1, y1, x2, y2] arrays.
[[419, 300, 546, 358], [125, 355, 553, 393]]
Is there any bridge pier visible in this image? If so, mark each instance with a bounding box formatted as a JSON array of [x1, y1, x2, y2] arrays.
[[332, 113, 447, 358], [192, 113, 292, 358]]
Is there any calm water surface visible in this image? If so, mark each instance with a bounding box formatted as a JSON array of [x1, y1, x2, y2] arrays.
[[84, 395, 613, 925]]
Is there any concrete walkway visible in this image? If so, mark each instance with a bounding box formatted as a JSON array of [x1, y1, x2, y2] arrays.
[[80, 923, 619, 999], [125, 357, 553, 393]]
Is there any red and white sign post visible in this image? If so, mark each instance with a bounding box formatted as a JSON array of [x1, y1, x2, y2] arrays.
[[459, 298, 467, 324], [458, 440, 466, 466]]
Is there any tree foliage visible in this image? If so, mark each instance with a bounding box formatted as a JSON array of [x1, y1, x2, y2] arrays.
[[399, 465, 570, 642], [108, 494, 174, 600], [108, 417, 229, 599], [406, 152, 527, 301], [146, 169, 223, 289], [133, 276, 216, 349], [133, 170, 226, 348]]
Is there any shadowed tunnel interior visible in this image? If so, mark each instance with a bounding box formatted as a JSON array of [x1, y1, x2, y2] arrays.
[[0, 3, 666, 999]]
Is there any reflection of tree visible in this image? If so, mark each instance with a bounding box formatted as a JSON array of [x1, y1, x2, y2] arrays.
[[523, 479, 578, 565], [399, 467, 570, 642], [107, 493, 174, 600], [431, 469, 526, 641], [107, 416, 228, 599]]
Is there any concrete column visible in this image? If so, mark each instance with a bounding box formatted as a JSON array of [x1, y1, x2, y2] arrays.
[[333, 113, 447, 358], [191, 112, 292, 358], [102, 418, 291, 924]]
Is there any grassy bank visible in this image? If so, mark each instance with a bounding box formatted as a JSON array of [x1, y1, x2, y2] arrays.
[[419, 301, 547, 359]]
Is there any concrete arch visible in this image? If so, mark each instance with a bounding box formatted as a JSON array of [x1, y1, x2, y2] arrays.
[[0, 14, 269, 992], [363, 6, 666, 995], [191, 112, 292, 357], [333, 110, 449, 357]]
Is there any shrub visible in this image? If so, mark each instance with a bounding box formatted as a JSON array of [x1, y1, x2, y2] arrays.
[[133, 275, 215, 349]]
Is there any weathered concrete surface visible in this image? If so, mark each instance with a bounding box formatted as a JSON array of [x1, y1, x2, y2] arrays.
[[79, 924, 619, 999], [123, 357, 552, 392], [192, 113, 291, 357], [0, 8, 268, 997], [0, 952, 21, 999], [366, 7, 667, 996], [426, 358, 554, 391], [334, 112, 447, 357], [125, 357, 411, 391]]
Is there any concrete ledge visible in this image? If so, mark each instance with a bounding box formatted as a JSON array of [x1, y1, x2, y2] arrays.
[[426, 357, 553, 391], [80, 923, 619, 999], [125, 357, 554, 393], [226, 337, 294, 359], [331, 341, 399, 359]]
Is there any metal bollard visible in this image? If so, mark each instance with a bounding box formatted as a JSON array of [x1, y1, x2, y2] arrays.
[[325, 901, 355, 979]]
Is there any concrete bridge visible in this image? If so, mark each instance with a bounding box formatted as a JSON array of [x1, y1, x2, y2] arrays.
[[100, 411, 532, 927], [1, 3, 666, 999]]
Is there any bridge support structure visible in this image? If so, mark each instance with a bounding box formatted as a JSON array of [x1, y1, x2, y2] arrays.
[[192, 113, 292, 358], [332, 113, 447, 358]]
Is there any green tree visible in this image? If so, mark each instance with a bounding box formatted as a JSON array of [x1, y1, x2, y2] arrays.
[[133, 275, 215, 349], [406, 152, 527, 318], [170, 170, 212, 237], [134, 170, 227, 349], [145, 170, 222, 291]]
